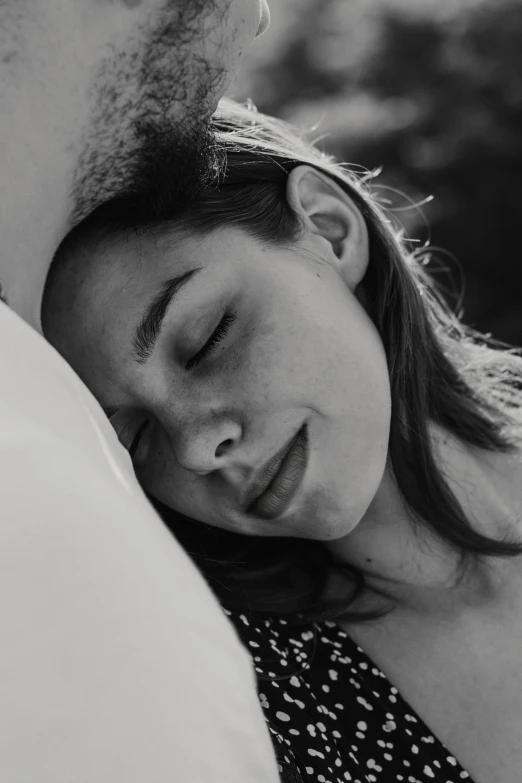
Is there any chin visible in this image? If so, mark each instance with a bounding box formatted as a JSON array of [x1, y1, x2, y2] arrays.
[[290, 500, 363, 542], [318, 518, 362, 542]]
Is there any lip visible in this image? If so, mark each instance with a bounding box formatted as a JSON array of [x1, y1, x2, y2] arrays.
[[245, 425, 308, 521]]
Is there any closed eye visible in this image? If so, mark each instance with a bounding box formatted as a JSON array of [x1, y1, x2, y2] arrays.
[[185, 309, 236, 370], [128, 420, 151, 461]]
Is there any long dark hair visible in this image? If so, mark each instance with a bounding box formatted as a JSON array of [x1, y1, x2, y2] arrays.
[[50, 99, 522, 625], [153, 99, 522, 624]]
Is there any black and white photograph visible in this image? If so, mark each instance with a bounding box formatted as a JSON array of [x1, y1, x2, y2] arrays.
[[1, 1, 522, 781]]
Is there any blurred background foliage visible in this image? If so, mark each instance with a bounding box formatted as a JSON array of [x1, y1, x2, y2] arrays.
[[229, 0, 522, 345]]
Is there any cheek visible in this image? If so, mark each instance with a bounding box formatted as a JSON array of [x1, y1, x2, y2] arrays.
[[296, 299, 391, 523], [231, 285, 391, 425], [316, 291, 391, 416], [137, 450, 202, 519], [200, 0, 259, 82]]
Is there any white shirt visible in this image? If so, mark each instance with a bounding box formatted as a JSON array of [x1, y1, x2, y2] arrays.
[[0, 302, 280, 782]]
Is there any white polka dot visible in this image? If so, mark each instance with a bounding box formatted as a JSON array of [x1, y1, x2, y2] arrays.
[[308, 748, 325, 759], [276, 711, 290, 722], [423, 765, 435, 778]]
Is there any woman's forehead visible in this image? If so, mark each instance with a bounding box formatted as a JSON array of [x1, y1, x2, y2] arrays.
[[72, 223, 266, 339]]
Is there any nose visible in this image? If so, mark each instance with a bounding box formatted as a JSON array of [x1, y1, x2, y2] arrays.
[[172, 416, 243, 475], [255, 0, 270, 38]]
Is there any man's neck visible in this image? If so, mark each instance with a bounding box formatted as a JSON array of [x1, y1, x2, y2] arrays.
[[0, 110, 76, 332], [0, 29, 90, 333], [0, 176, 72, 332]]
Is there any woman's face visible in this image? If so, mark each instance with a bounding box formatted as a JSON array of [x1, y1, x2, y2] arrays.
[[48, 179, 391, 540]]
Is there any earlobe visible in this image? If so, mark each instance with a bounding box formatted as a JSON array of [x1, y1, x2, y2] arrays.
[[286, 165, 369, 290]]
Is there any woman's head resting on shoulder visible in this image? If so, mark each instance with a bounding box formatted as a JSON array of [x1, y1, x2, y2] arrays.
[[42, 99, 522, 622], [42, 157, 390, 541]]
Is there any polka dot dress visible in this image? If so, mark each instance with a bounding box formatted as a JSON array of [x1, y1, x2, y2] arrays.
[[224, 610, 474, 783]]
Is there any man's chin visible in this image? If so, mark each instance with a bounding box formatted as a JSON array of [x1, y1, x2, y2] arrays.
[[132, 117, 219, 217], [70, 113, 219, 231]]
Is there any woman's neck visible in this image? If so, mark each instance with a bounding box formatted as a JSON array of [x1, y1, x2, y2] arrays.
[[326, 425, 522, 621]]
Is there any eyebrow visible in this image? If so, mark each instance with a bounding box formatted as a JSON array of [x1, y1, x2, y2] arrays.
[[132, 267, 202, 364]]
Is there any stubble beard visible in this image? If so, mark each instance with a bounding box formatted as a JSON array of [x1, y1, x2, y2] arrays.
[[69, 0, 226, 229]]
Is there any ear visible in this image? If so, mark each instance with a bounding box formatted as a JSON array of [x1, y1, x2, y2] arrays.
[[286, 165, 369, 291]]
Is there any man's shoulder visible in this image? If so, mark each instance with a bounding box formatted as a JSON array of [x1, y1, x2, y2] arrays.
[[0, 301, 255, 656], [0, 302, 133, 489]]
